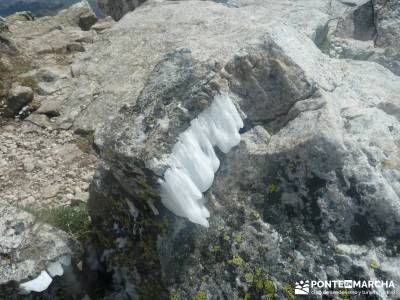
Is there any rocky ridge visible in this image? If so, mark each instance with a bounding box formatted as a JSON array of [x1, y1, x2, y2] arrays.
[[0, 1, 102, 297]]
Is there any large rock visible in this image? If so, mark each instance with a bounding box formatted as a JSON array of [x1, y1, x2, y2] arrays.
[[55, 0, 331, 133], [321, 0, 400, 76], [4, 84, 33, 117], [81, 1, 400, 299]]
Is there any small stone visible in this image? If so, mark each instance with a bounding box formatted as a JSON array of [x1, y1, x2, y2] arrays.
[[79, 12, 98, 31], [41, 184, 60, 199], [66, 42, 85, 53], [73, 191, 89, 203]]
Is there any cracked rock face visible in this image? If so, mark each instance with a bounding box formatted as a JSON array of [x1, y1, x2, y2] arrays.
[[82, 1, 400, 299], [323, 0, 400, 76]]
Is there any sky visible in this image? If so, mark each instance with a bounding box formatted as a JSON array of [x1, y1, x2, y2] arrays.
[[0, 0, 103, 18]]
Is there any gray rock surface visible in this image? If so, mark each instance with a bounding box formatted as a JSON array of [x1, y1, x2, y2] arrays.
[[79, 1, 400, 299], [0, 121, 98, 210], [0, 1, 99, 120], [373, 0, 400, 49], [322, 0, 400, 76], [96, 0, 145, 20]]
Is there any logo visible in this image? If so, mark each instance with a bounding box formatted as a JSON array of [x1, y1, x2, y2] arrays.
[[295, 280, 310, 295], [294, 279, 396, 296]]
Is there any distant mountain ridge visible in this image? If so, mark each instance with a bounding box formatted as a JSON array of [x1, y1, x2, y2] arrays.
[[0, 0, 103, 17]]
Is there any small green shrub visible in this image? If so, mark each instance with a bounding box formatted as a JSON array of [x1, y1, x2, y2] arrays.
[[21, 203, 92, 244]]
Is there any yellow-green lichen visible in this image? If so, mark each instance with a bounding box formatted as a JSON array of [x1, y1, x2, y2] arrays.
[[255, 266, 263, 276], [234, 234, 244, 244], [169, 291, 178, 300], [253, 212, 261, 220], [340, 288, 350, 300], [268, 183, 278, 193], [264, 280, 275, 300], [195, 290, 207, 300], [223, 233, 230, 241], [211, 245, 221, 252], [370, 260, 379, 269], [230, 255, 245, 267], [283, 284, 294, 300], [244, 273, 254, 283]]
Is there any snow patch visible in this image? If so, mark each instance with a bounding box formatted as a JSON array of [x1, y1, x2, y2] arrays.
[[47, 261, 64, 277], [160, 94, 243, 227], [19, 271, 53, 294]]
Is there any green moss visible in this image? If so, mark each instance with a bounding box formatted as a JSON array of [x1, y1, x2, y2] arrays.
[[195, 291, 207, 300], [136, 179, 160, 202], [283, 284, 294, 300], [113, 249, 136, 269], [95, 228, 113, 248], [139, 237, 158, 261]]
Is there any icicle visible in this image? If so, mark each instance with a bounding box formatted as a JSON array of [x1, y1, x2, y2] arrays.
[[160, 94, 243, 227]]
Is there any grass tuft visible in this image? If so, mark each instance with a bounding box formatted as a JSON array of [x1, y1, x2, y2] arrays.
[[21, 203, 92, 244]]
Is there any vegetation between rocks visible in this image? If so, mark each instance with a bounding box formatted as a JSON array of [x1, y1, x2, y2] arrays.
[[21, 202, 92, 244]]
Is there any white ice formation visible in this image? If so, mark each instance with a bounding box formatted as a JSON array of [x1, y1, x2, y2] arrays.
[[19, 271, 53, 294], [19, 256, 70, 294], [47, 261, 64, 277], [160, 94, 243, 227]]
